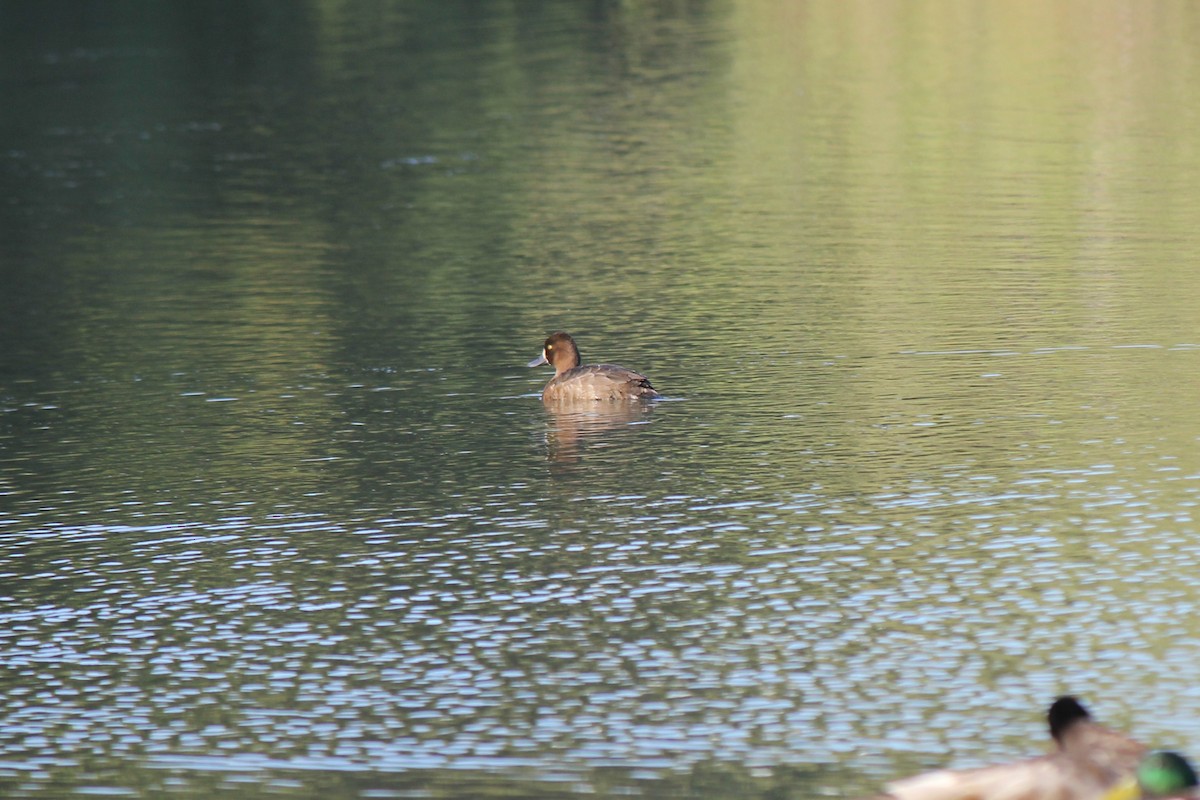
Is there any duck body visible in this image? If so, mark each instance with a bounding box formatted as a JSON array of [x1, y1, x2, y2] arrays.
[[872, 697, 1193, 800], [881, 749, 1134, 800], [528, 332, 660, 403], [541, 363, 659, 402]]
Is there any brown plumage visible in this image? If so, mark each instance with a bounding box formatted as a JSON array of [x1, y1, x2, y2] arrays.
[[527, 331, 660, 403], [868, 697, 1154, 800]]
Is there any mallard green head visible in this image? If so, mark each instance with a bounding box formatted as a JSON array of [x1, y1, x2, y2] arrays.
[[1105, 751, 1199, 800], [1139, 752, 1198, 797]]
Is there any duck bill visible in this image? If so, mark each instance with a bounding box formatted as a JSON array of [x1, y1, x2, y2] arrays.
[[1098, 778, 1139, 800], [1098, 777, 1200, 800], [527, 353, 548, 368]]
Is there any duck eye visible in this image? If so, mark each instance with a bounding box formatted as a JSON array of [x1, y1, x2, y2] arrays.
[[546, 344, 554, 351]]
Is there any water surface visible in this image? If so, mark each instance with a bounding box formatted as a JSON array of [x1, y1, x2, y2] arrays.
[[4, 1, 1200, 798]]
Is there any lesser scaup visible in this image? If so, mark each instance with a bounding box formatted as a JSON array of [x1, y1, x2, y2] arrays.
[[527, 331, 660, 402]]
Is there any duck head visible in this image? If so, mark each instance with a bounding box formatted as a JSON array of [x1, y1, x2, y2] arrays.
[[527, 331, 582, 376]]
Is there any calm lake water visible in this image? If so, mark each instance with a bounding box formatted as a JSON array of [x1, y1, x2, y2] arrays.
[[4, 1, 1200, 797]]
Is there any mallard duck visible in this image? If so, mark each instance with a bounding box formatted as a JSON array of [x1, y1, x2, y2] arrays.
[[527, 332, 660, 402], [870, 697, 1197, 800]]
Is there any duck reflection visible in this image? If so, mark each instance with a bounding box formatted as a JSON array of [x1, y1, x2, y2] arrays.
[[539, 399, 656, 463]]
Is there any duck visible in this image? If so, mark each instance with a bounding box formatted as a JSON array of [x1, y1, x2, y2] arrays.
[[868, 696, 1198, 800], [526, 331, 660, 403]]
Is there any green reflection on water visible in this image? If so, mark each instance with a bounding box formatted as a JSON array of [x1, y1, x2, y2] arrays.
[[5, 1, 1200, 798]]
